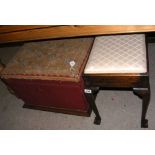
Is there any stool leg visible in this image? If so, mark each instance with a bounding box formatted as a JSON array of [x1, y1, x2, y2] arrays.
[[84, 88, 101, 125], [133, 87, 150, 128]]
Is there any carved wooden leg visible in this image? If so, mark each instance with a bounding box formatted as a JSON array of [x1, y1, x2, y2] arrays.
[[84, 88, 101, 125], [133, 87, 150, 128], [92, 87, 100, 100]]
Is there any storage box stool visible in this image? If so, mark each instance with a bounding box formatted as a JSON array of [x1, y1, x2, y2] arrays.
[[0, 37, 94, 116]]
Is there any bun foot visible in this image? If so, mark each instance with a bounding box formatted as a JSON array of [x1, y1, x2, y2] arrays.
[[94, 117, 101, 125], [141, 119, 148, 128]]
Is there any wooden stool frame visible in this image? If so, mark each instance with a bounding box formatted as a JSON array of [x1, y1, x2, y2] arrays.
[[83, 36, 150, 128]]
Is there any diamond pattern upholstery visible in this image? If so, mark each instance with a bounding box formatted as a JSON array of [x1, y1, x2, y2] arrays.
[[84, 34, 147, 74]]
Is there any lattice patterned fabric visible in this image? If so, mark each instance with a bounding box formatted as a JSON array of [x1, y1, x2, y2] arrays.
[[1, 37, 94, 82], [84, 34, 147, 74]]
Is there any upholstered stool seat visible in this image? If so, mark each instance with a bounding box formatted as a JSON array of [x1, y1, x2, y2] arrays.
[[85, 34, 147, 74], [83, 34, 150, 128]]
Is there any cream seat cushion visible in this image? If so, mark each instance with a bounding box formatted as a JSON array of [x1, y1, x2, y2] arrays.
[[84, 34, 147, 74]]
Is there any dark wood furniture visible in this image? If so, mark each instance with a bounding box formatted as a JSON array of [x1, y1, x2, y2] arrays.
[[83, 34, 150, 128], [84, 73, 150, 128]]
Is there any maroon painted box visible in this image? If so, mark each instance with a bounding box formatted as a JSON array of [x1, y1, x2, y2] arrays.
[[1, 37, 94, 116]]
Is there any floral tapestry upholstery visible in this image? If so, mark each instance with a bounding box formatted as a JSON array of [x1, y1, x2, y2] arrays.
[[1, 37, 94, 82]]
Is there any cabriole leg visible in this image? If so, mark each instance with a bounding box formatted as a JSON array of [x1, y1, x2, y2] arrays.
[[133, 87, 150, 128], [84, 88, 101, 125]]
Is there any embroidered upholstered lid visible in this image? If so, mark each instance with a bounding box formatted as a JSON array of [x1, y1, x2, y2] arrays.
[[1, 37, 94, 82], [84, 34, 147, 74]]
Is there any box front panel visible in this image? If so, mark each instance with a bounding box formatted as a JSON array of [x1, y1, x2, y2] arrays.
[[4, 78, 89, 112]]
